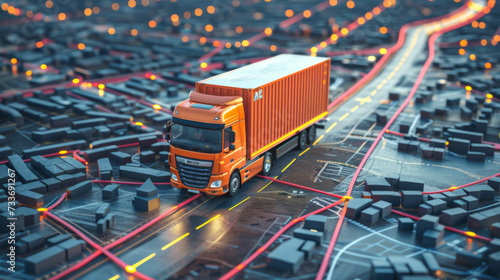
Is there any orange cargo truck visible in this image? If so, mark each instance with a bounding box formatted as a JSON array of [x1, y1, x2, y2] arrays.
[[167, 54, 330, 196]]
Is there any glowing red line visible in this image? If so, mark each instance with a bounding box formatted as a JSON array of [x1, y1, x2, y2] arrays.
[[384, 130, 431, 142], [422, 171, 500, 195], [44, 211, 154, 280], [46, 192, 67, 211], [50, 193, 201, 280], [117, 142, 139, 148]]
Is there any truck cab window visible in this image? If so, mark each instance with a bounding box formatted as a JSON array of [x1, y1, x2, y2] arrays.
[[224, 127, 232, 149]]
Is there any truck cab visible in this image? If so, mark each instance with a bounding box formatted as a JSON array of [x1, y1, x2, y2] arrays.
[[168, 91, 262, 196]]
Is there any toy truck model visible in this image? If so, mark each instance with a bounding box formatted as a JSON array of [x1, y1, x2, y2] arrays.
[[167, 54, 330, 196]]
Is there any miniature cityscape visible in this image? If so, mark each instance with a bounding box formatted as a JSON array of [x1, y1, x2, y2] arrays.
[[0, 0, 499, 280]]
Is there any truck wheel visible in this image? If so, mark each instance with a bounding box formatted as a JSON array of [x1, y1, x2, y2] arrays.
[[298, 130, 308, 150], [228, 172, 241, 197], [261, 152, 273, 176], [307, 125, 316, 144]]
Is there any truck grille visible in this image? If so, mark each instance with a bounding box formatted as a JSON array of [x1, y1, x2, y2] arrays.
[[176, 156, 213, 189]]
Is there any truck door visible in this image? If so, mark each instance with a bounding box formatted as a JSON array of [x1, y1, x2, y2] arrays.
[[223, 126, 239, 176]]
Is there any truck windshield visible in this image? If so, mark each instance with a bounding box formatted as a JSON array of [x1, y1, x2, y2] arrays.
[[171, 123, 222, 153]]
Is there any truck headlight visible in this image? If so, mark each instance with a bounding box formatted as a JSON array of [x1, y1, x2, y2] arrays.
[[171, 174, 178, 181], [210, 180, 221, 188]]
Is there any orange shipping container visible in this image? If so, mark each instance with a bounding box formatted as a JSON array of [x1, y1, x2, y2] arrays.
[[196, 54, 330, 160]]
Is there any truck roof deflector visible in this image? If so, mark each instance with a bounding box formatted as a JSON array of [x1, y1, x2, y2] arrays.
[[189, 91, 243, 106]]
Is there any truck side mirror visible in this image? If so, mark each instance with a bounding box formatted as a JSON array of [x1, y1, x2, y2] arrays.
[[165, 134, 170, 141], [166, 121, 171, 134], [229, 131, 236, 143], [229, 144, 235, 151]]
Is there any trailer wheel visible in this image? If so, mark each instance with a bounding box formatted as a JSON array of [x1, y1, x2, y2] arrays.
[[307, 125, 316, 144], [261, 152, 273, 176], [298, 130, 308, 150], [228, 172, 241, 197]]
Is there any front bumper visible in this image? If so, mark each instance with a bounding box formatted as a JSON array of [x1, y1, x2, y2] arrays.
[[170, 167, 227, 196]]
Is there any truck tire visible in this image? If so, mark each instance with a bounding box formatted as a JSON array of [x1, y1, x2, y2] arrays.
[[261, 152, 273, 176], [228, 172, 241, 197], [298, 130, 308, 150], [307, 125, 316, 144]]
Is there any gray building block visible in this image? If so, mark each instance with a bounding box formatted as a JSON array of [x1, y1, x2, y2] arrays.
[[488, 251, 500, 275], [490, 238, 500, 253], [416, 215, 439, 240], [95, 203, 110, 222], [25, 246, 66, 275], [488, 177, 500, 191], [461, 195, 478, 210], [346, 198, 372, 220], [456, 251, 483, 267], [364, 177, 391, 191], [267, 238, 305, 273], [440, 208, 468, 226], [41, 178, 61, 192], [47, 234, 72, 246], [133, 195, 161, 212], [300, 240, 316, 259], [450, 199, 468, 210], [398, 177, 424, 191], [16, 207, 40, 227], [425, 199, 447, 215], [102, 184, 119, 200], [372, 200, 392, 218], [448, 138, 470, 155], [491, 222, 500, 238], [371, 191, 401, 206], [304, 215, 328, 232], [20, 233, 45, 252], [17, 190, 44, 208], [418, 203, 432, 216], [371, 259, 394, 280], [57, 239, 86, 260], [110, 151, 132, 164], [422, 226, 444, 248], [398, 218, 414, 231], [137, 178, 158, 197], [401, 191, 424, 209], [97, 158, 113, 180], [66, 180, 92, 198], [293, 228, 324, 245], [361, 207, 381, 224]]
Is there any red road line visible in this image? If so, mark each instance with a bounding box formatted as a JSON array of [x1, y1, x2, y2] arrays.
[[92, 179, 171, 185], [219, 199, 345, 280], [385, 130, 431, 142], [316, 2, 486, 280], [256, 175, 343, 198], [46, 192, 68, 211], [44, 211, 154, 280], [50, 193, 201, 280], [117, 142, 140, 148], [422, 171, 500, 195], [391, 209, 492, 242]]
